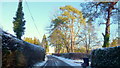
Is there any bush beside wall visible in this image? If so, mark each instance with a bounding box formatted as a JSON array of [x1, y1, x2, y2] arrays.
[[91, 46, 120, 67]]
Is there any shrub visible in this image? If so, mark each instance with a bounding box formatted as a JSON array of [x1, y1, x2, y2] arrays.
[[91, 46, 120, 67]]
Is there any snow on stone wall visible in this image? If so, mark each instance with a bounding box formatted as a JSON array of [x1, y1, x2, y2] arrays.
[[91, 46, 120, 67]]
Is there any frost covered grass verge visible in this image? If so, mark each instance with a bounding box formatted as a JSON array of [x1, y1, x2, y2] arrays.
[[91, 46, 120, 67], [52, 53, 90, 59], [33, 55, 48, 68], [52, 55, 83, 66]]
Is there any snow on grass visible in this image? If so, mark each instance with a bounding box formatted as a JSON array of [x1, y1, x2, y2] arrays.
[[52, 55, 83, 66], [33, 55, 48, 67]]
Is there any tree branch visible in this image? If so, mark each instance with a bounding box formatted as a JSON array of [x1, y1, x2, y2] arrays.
[[102, 33, 105, 37], [99, 23, 106, 25]]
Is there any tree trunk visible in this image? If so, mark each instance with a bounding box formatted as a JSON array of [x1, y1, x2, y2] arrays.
[[71, 19, 75, 52], [87, 33, 91, 54], [85, 39, 88, 54], [64, 31, 70, 53], [66, 45, 70, 53], [16, 33, 21, 40], [103, 5, 112, 47]]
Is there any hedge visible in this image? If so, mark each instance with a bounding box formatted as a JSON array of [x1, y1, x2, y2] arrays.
[[91, 46, 120, 68], [2, 31, 45, 67]]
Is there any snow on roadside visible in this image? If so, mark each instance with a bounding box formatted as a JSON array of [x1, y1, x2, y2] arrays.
[[52, 55, 83, 66], [33, 55, 48, 67]]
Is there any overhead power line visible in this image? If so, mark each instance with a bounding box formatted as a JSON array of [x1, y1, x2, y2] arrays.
[[24, 0, 41, 39]]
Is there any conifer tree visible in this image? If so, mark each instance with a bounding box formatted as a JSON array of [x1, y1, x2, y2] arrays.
[[13, 0, 25, 39], [42, 34, 49, 53]]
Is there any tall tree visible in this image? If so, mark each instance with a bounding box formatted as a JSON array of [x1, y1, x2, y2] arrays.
[[13, 0, 26, 39], [49, 5, 86, 52], [110, 37, 118, 47], [59, 5, 86, 52], [23, 37, 40, 45], [48, 29, 66, 53], [42, 34, 49, 53], [33, 37, 40, 45], [79, 23, 100, 53], [81, 1, 119, 47], [50, 17, 70, 53]]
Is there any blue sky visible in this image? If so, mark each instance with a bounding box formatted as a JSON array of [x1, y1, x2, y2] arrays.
[[0, 2, 82, 41], [0, 2, 118, 42]]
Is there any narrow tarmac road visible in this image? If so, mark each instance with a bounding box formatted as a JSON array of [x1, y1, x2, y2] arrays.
[[41, 55, 74, 68]]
